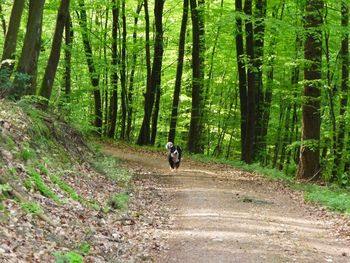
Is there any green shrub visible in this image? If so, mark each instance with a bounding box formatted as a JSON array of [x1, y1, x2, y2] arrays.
[[108, 192, 129, 210], [53, 251, 83, 263]]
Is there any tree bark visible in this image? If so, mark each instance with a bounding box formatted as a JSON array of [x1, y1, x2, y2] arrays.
[[335, 1, 349, 177], [77, 0, 102, 132], [235, 0, 247, 161], [120, 0, 127, 140], [12, 0, 45, 99], [188, 0, 205, 153], [243, 0, 256, 163], [126, 2, 143, 141], [168, 0, 189, 143], [137, 0, 165, 145], [297, 0, 323, 180], [40, 0, 70, 105], [108, 0, 119, 138], [63, 13, 73, 98]]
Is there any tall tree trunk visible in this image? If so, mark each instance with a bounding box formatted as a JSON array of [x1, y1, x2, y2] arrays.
[[12, 0, 45, 99], [235, 0, 247, 161], [137, 0, 165, 145], [253, 0, 266, 159], [335, 1, 349, 177], [1, 0, 24, 64], [0, 1, 6, 37], [120, 0, 127, 140], [126, 2, 143, 141], [40, 0, 70, 105], [63, 13, 73, 98], [297, 0, 323, 180], [108, 0, 119, 138], [0, 0, 25, 98], [168, 0, 189, 143], [77, 0, 102, 132], [188, 0, 205, 153], [243, 0, 256, 163]]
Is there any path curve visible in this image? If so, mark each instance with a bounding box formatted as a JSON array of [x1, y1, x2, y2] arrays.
[[103, 145, 350, 263]]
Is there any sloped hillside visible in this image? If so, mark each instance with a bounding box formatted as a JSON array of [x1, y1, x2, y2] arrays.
[[0, 99, 169, 262]]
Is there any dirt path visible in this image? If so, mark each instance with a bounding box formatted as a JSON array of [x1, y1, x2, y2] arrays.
[[103, 145, 350, 263]]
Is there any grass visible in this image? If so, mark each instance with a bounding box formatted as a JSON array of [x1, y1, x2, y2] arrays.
[[20, 201, 44, 216], [53, 251, 83, 263], [108, 192, 129, 210]]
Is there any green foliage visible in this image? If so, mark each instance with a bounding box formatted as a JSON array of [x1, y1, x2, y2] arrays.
[[92, 155, 131, 187], [50, 174, 80, 202], [53, 251, 83, 263], [294, 184, 350, 214], [77, 242, 91, 256], [18, 146, 36, 162], [0, 183, 12, 211], [108, 192, 129, 210], [20, 201, 44, 216], [27, 168, 60, 203]]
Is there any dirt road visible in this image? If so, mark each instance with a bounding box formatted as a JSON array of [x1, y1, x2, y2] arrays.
[[103, 145, 350, 263]]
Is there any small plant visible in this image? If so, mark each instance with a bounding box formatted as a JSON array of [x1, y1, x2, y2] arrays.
[[92, 155, 131, 187], [53, 251, 83, 263], [50, 174, 80, 201], [27, 168, 60, 203], [20, 201, 43, 216], [0, 183, 12, 211], [108, 192, 129, 210], [78, 242, 91, 255], [19, 146, 36, 162]]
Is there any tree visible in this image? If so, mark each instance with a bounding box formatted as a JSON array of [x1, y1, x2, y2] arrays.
[[168, 0, 189, 143], [188, 0, 205, 153], [137, 0, 165, 145], [11, 0, 45, 99], [40, 0, 70, 105], [297, 0, 324, 180], [77, 0, 102, 132]]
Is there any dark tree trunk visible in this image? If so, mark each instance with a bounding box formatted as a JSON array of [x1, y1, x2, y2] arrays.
[[168, 0, 189, 143], [235, 0, 247, 161], [126, 2, 143, 141], [0, 0, 25, 98], [297, 0, 323, 180], [108, 0, 119, 138], [0, 2, 6, 37], [253, 0, 266, 158], [335, 1, 349, 176], [188, 0, 205, 153], [63, 13, 73, 98], [1, 0, 24, 65], [137, 0, 165, 146], [120, 0, 127, 140], [77, 0, 102, 132], [12, 0, 45, 99], [243, 0, 256, 163], [40, 0, 70, 105]]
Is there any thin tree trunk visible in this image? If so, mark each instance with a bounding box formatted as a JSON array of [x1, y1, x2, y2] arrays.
[[120, 0, 127, 140], [126, 2, 143, 141], [297, 0, 323, 180], [235, 0, 247, 161], [12, 0, 45, 99], [63, 13, 73, 98], [1, 0, 24, 64], [0, 2, 6, 37], [335, 1, 349, 177], [77, 0, 102, 132], [168, 0, 189, 143], [108, 0, 119, 138], [188, 0, 205, 153], [40, 0, 70, 105], [137, 0, 165, 145]]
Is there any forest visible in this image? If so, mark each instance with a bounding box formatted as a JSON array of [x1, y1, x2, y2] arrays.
[[0, 0, 349, 187]]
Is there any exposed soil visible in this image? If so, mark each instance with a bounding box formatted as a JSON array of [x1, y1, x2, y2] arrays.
[[103, 145, 350, 263]]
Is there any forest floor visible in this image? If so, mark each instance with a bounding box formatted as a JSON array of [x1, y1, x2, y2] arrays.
[[104, 144, 350, 263]]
